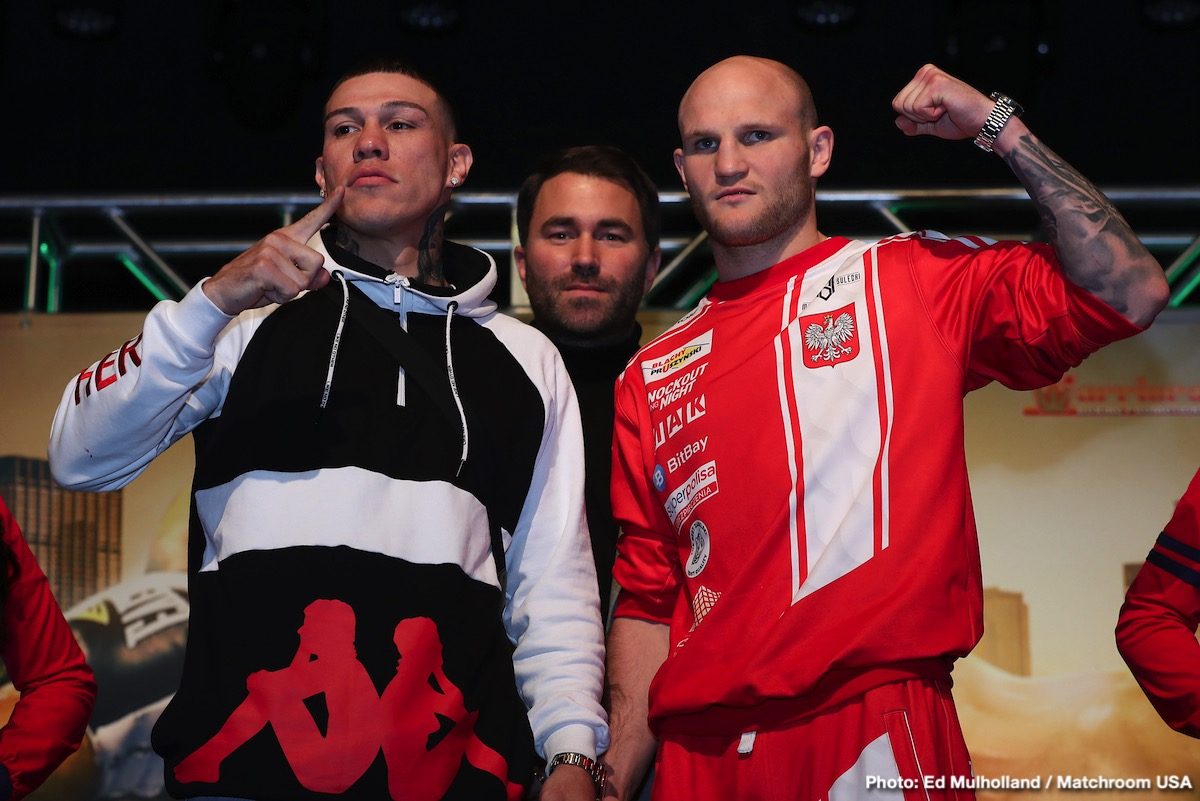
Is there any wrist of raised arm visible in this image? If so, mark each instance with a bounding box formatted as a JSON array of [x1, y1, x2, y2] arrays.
[[199, 274, 245, 317], [989, 115, 1031, 159], [162, 281, 241, 355]]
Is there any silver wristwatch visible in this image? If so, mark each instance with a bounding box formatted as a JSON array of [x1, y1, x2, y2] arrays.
[[547, 751, 605, 799], [973, 91, 1024, 153]]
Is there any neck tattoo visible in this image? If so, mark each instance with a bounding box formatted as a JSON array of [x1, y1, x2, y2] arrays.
[[417, 203, 451, 286], [332, 224, 361, 256]]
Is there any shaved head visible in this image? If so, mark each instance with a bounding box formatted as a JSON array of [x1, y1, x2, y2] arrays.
[[679, 56, 817, 136], [672, 55, 834, 273]]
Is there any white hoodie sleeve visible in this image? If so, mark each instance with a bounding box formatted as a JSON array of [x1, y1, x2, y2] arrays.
[[48, 282, 265, 491], [501, 338, 609, 761]]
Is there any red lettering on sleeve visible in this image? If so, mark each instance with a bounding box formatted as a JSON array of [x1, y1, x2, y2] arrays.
[[95, 352, 119, 390], [118, 334, 143, 374], [73, 367, 94, 405]]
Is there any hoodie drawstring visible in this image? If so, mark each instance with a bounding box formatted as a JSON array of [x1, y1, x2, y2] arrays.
[[445, 301, 468, 476], [320, 271, 349, 410], [319, 273, 468, 478]]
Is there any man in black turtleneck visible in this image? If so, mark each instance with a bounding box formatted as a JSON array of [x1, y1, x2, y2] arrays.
[[516, 146, 661, 619]]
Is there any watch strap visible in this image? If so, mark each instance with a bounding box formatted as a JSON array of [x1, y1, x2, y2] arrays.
[[974, 91, 1024, 153], [547, 751, 605, 799]]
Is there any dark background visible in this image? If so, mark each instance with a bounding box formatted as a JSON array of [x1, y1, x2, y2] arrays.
[[4, 0, 1199, 195]]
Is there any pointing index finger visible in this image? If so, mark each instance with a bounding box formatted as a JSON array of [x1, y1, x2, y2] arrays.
[[284, 186, 344, 243]]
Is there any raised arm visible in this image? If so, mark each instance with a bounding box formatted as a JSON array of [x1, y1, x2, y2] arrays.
[[892, 64, 1168, 327], [603, 616, 668, 800], [202, 187, 342, 315], [49, 191, 344, 491]]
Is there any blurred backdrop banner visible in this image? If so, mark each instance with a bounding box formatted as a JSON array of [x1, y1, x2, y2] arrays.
[[2, 307, 1200, 799]]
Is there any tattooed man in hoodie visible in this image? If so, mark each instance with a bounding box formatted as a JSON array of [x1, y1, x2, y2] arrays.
[[49, 59, 607, 801]]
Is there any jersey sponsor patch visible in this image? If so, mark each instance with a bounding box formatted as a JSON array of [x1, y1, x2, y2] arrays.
[[641, 330, 713, 385], [801, 302, 860, 368], [802, 269, 863, 312], [690, 585, 721, 630], [685, 519, 711, 578], [667, 436, 709, 474], [664, 459, 718, 530], [652, 465, 667, 492], [653, 394, 706, 450], [647, 363, 707, 412]]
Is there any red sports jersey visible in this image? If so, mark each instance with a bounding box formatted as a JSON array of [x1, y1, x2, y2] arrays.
[[0, 497, 96, 800], [1117, 467, 1200, 737], [612, 233, 1140, 737]]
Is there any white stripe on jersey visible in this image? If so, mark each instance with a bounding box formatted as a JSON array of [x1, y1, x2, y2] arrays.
[[869, 244, 895, 550], [784, 241, 885, 603], [828, 732, 904, 801], [775, 274, 805, 601]]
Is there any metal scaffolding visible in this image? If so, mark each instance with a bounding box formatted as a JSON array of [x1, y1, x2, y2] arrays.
[[3, 187, 1198, 314]]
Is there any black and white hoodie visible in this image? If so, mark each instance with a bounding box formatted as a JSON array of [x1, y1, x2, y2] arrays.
[[49, 230, 607, 801]]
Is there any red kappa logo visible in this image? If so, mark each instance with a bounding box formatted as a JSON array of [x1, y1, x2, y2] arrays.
[[800, 303, 859, 368], [173, 599, 522, 800]]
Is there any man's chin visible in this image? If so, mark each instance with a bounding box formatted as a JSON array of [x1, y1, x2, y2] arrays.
[[558, 297, 609, 324], [698, 208, 767, 247], [340, 197, 426, 234], [698, 192, 812, 249], [538, 300, 613, 337], [708, 224, 774, 248]]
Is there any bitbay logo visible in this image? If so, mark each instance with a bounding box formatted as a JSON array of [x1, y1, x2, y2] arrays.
[[801, 302, 859, 368], [641, 330, 713, 386], [667, 436, 709, 474], [685, 519, 711, 578], [652, 465, 667, 492]]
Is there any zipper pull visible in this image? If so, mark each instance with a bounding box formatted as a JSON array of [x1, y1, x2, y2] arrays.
[[384, 273, 408, 304]]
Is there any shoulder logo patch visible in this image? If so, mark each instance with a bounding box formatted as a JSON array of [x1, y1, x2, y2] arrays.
[[801, 302, 859, 368]]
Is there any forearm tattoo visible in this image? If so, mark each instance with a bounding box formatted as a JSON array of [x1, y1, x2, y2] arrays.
[[417, 203, 451, 286], [1002, 134, 1159, 317]]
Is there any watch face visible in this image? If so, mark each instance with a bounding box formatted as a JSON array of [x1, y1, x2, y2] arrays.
[[992, 92, 1023, 117]]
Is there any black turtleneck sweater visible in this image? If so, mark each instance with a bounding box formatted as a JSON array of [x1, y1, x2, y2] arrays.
[[532, 322, 642, 618]]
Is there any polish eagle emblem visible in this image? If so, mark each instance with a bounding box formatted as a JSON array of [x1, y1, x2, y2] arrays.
[[804, 311, 856, 363]]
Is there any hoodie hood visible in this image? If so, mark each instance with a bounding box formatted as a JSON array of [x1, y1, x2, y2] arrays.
[[305, 226, 492, 477], [307, 227, 499, 319]]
